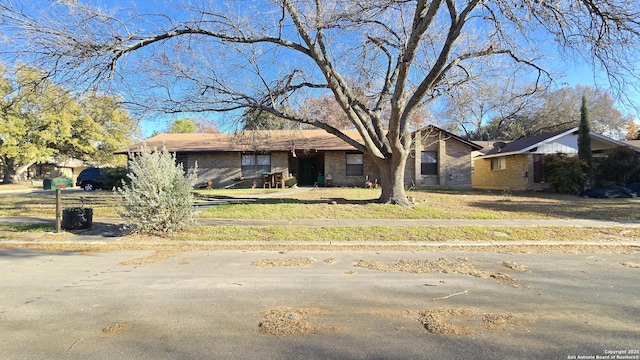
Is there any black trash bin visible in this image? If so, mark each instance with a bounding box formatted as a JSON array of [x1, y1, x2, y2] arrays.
[[61, 208, 93, 230]]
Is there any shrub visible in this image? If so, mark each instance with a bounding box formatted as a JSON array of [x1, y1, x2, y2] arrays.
[[593, 148, 640, 187], [543, 153, 586, 194], [101, 166, 130, 190], [116, 144, 197, 234]]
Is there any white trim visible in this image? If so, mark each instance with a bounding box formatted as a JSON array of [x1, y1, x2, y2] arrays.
[[479, 128, 637, 159]]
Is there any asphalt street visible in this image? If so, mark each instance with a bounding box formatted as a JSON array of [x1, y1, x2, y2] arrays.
[[1, 248, 638, 360]]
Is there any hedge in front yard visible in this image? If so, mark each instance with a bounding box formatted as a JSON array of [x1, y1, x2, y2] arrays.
[[543, 153, 586, 194], [594, 148, 640, 187], [116, 144, 197, 234], [101, 166, 130, 190]]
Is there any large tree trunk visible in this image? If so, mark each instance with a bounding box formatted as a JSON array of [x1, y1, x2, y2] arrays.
[[1, 157, 17, 184], [1, 157, 35, 184], [375, 150, 411, 206]]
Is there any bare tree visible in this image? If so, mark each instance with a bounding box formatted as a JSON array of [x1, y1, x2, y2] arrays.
[[1, 0, 639, 204], [439, 78, 545, 140], [485, 85, 635, 139]]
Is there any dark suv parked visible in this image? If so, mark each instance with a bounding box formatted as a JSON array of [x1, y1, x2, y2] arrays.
[[76, 168, 104, 191]]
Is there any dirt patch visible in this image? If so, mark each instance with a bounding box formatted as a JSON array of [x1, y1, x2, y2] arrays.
[[489, 272, 525, 287], [354, 257, 527, 287], [483, 313, 517, 330], [502, 260, 530, 272], [418, 308, 474, 335], [251, 257, 315, 268], [417, 308, 522, 335], [621, 261, 640, 269], [119, 250, 183, 265], [323, 257, 338, 264], [258, 306, 342, 336], [101, 323, 131, 336]]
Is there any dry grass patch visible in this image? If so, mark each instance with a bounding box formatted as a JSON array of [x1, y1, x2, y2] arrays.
[[621, 262, 640, 269], [377, 308, 524, 336], [101, 323, 132, 336], [355, 257, 528, 287], [418, 308, 522, 335], [418, 308, 474, 335], [119, 250, 183, 265], [258, 306, 342, 336], [176, 225, 640, 242], [251, 257, 315, 268], [502, 260, 530, 272]]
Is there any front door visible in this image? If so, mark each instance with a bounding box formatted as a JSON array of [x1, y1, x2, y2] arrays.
[[296, 154, 325, 186]]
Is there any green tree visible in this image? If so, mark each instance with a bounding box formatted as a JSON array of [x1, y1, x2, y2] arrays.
[[116, 144, 197, 234], [242, 109, 298, 130], [0, 63, 136, 183], [578, 95, 593, 190], [168, 118, 197, 133]]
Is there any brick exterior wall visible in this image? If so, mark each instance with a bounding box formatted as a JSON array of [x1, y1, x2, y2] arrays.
[[472, 154, 530, 190], [187, 150, 381, 188], [324, 151, 380, 187], [185, 132, 475, 189], [188, 151, 292, 188], [406, 130, 475, 188], [187, 152, 242, 188]]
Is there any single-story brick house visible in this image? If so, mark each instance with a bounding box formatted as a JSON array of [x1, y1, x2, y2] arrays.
[[472, 127, 640, 191], [115, 126, 481, 188]]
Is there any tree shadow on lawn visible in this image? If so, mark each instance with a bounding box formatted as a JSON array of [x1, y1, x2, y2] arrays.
[[200, 194, 375, 206], [467, 197, 640, 221]]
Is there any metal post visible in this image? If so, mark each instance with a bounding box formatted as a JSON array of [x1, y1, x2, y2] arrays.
[[56, 188, 62, 233]]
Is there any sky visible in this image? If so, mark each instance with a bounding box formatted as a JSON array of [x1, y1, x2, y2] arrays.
[[5, 0, 638, 138], [137, 60, 638, 139]]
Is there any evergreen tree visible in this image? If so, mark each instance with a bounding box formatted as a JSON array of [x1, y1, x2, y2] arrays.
[[578, 95, 593, 190]]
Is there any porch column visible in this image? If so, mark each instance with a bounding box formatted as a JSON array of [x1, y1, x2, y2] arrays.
[[439, 138, 446, 186], [414, 132, 422, 186]]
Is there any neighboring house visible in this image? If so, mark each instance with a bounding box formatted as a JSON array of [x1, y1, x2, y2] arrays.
[[115, 126, 481, 188], [0, 157, 88, 183], [472, 128, 640, 191], [407, 126, 482, 188]]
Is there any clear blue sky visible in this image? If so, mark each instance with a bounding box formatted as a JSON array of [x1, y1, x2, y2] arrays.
[[138, 60, 638, 138], [86, 0, 639, 137]]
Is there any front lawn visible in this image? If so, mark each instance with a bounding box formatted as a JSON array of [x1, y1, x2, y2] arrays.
[[0, 187, 638, 221], [195, 187, 640, 221]]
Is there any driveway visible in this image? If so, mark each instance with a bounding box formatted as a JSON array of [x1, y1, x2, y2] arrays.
[[1, 248, 638, 359]]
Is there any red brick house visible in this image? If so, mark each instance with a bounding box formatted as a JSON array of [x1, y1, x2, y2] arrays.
[[116, 126, 481, 188]]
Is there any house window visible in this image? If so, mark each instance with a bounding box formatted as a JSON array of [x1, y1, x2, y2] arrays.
[[241, 153, 271, 177], [490, 157, 506, 171], [421, 151, 438, 176], [175, 153, 188, 173], [346, 153, 364, 176]]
